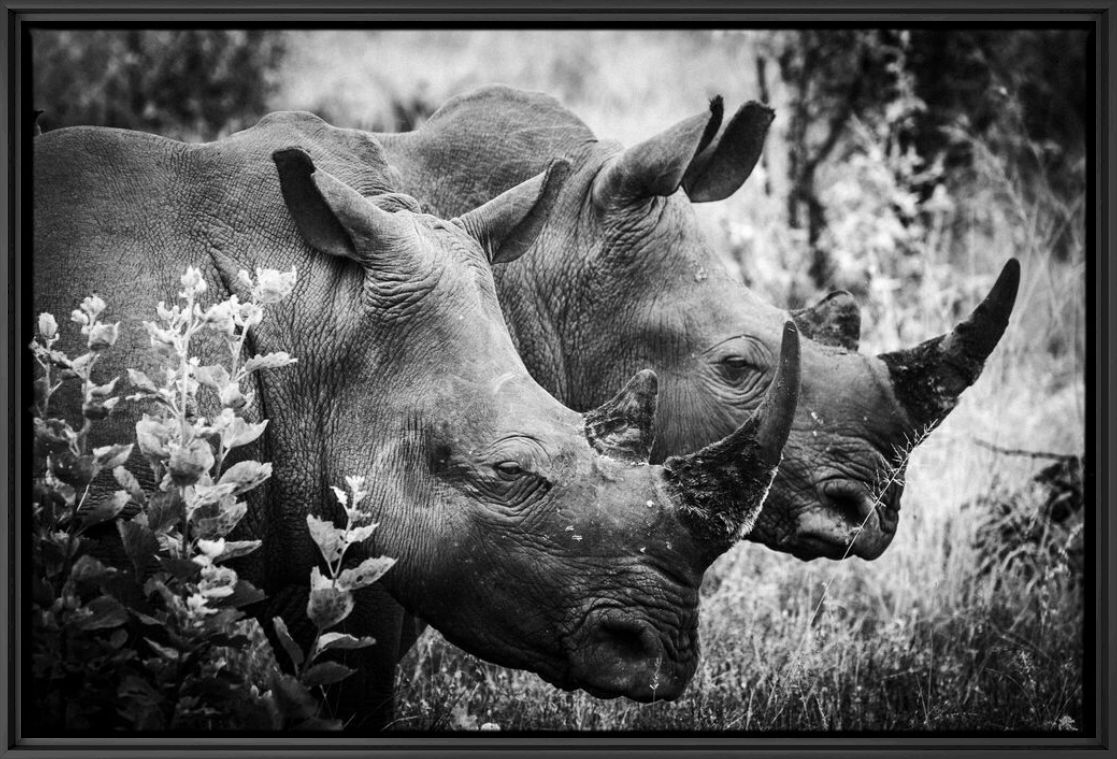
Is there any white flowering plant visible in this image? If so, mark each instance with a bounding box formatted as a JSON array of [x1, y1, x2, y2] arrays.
[[29, 265, 368, 731], [270, 477, 396, 695]]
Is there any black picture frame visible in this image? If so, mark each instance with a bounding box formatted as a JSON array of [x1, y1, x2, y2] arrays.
[[3, 2, 1111, 756]]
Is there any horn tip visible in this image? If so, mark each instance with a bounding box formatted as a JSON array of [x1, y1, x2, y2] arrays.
[[780, 320, 802, 362], [987, 258, 1022, 318], [632, 368, 659, 397], [741, 100, 776, 124]]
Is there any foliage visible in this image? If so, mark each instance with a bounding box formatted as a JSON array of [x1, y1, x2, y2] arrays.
[[32, 30, 286, 140], [269, 479, 396, 704], [29, 265, 392, 731]]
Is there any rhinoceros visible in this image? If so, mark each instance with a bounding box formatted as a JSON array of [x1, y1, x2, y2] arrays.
[[32, 112, 802, 727], [373, 84, 1020, 561]]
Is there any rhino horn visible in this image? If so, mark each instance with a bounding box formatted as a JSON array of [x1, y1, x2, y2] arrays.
[[664, 322, 801, 548], [273, 147, 411, 263], [682, 100, 774, 203], [593, 97, 723, 206], [790, 290, 861, 350], [878, 259, 1020, 430], [453, 159, 570, 264], [584, 369, 658, 463]]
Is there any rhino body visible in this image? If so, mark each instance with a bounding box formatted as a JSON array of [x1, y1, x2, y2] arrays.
[[32, 112, 800, 727], [374, 85, 1019, 562]]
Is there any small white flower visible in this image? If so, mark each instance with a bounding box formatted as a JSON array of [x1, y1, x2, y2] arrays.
[[185, 592, 218, 617], [180, 266, 207, 293], [196, 537, 227, 559], [236, 302, 264, 329], [155, 300, 177, 322], [38, 312, 58, 340], [251, 266, 297, 305], [202, 297, 239, 335], [81, 294, 106, 319]]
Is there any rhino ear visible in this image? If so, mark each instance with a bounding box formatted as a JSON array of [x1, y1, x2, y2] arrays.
[[681, 101, 774, 203], [273, 148, 410, 264], [789, 291, 861, 350], [592, 97, 723, 206], [453, 159, 570, 265]]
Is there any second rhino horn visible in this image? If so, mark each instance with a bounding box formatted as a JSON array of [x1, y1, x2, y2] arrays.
[[584, 369, 659, 464]]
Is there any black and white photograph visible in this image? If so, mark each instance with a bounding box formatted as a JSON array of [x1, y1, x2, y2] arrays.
[[7, 9, 1105, 753]]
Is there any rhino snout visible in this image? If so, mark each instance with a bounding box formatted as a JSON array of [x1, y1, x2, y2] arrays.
[[791, 477, 902, 560], [567, 608, 697, 702]]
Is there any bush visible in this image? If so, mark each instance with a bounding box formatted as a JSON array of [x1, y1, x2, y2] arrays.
[[32, 30, 286, 140], [29, 265, 392, 732]]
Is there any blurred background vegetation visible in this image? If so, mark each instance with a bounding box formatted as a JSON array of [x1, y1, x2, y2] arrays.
[[32, 27, 1088, 732]]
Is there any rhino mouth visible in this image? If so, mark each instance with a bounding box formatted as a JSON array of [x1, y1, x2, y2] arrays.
[[791, 478, 900, 560], [560, 606, 699, 702]]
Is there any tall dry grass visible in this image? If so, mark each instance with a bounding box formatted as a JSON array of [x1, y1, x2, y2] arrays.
[[271, 30, 1086, 733]]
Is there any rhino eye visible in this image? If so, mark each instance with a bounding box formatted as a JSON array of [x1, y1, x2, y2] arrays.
[[716, 355, 758, 382], [494, 461, 526, 481]]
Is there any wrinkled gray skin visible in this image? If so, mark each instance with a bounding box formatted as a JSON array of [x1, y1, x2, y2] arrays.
[[375, 85, 1019, 562], [33, 113, 801, 727]]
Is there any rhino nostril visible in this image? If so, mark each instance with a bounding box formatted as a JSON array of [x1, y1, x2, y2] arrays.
[[819, 480, 876, 523], [598, 619, 659, 664]]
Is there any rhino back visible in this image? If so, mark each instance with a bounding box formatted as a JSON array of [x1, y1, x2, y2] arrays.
[[376, 84, 597, 215]]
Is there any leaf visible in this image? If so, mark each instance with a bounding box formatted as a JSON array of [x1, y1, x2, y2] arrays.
[[156, 555, 201, 583], [51, 451, 96, 488], [271, 616, 304, 669], [336, 556, 396, 593], [210, 578, 266, 609], [306, 515, 345, 564], [143, 637, 181, 661], [75, 595, 128, 630], [117, 519, 160, 579], [307, 585, 354, 631], [269, 672, 318, 724], [76, 490, 129, 529], [301, 661, 356, 688], [135, 414, 172, 461], [223, 417, 268, 450], [113, 465, 145, 499], [345, 522, 380, 545], [193, 363, 232, 391], [218, 460, 272, 495], [315, 631, 375, 655], [69, 554, 116, 583], [192, 498, 247, 540], [108, 628, 129, 649], [146, 490, 185, 535], [212, 539, 262, 563], [127, 368, 160, 395], [34, 417, 74, 455], [93, 443, 134, 470], [88, 376, 120, 398], [242, 351, 296, 375], [83, 395, 121, 421], [168, 438, 215, 487]]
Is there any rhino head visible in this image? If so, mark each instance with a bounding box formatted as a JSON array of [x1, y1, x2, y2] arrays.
[[271, 148, 801, 701], [458, 90, 1021, 561]]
